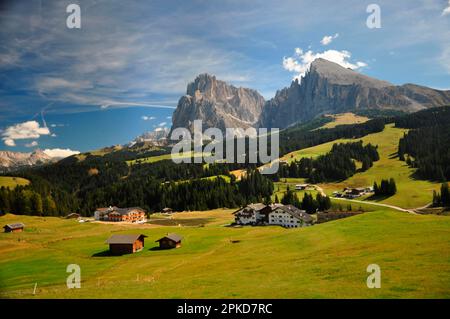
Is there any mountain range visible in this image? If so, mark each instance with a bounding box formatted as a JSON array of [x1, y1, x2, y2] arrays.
[[0, 149, 54, 172], [172, 58, 450, 131]]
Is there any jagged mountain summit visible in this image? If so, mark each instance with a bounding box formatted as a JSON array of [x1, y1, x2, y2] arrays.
[[171, 73, 265, 134], [259, 58, 450, 128], [0, 149, 54, 172], [128, 128, 169, 147], [171, 59, 450, 132]]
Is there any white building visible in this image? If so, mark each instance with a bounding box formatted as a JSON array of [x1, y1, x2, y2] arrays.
[[233, 203, 266, 225], [268, 205, 312, 228], [234, 203, 312, 228], [94, 206, 117, 220]]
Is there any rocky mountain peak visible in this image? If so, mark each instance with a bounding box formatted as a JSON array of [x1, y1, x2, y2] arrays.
[[186, 73, 217, 98], [0, 149, 54, 172], [172, 74, 265, 133], [307, 58, 392, 88], [258, 58, 450, 129]]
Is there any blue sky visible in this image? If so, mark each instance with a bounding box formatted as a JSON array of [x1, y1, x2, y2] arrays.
[[0, 0, 449, 155]]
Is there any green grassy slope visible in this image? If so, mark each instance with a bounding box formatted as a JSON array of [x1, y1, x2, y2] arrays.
[[0, 176, 30, 188], [0, 209, 449, 298], [278, 124, 440, 208]]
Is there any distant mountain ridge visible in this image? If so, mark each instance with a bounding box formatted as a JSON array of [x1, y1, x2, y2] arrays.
[[0, 149, 54, 172], [172, 58, 450, 131]]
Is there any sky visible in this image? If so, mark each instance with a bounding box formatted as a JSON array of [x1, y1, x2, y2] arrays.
[[0, 0, 449, 155]]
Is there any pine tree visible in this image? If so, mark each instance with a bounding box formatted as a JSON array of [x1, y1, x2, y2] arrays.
[[441, 182, 449, 207], [30, 192, 43, 216]]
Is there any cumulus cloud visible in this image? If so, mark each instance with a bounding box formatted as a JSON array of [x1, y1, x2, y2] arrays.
[[158, 122, 167, 127], [320, 33, 339, 45], [43, 148, 80, 159], [283, 48, 367, 80], [1, 121, 50, 146], [141, 116, 156, 121], [443, 1, 450, 16], [4, 138, 15, 147], [25, 141, 38, 147]]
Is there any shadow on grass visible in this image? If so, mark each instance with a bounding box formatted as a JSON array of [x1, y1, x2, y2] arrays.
[[149, 246, 173, 251], [365, 194, 394, 202], [91, 250, 121, 257]]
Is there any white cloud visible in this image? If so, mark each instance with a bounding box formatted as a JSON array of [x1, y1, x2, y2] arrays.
[[25, 141, 38, 147], [320, 33, 339, 45], [166, 116, 172, 119], [43, 148, 80, 159], [283, 48, 367, 80], [4, 138, 15, 147], [141, 116, 156, 121], [443, 1, 450, 16], [154, 127, 163, 132], [158, 122, 167, 127], [1, 121, 50, 146]]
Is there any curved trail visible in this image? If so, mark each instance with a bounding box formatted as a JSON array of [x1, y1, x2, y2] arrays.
[[313, 185, 426, 215]]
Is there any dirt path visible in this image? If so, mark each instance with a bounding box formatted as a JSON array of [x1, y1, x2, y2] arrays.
[[331, 197, 421, 214], [293, 183, 425, 214]]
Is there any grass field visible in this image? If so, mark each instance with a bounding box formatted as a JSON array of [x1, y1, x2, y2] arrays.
[[1, 209, 449, 299], [127, 152, 207, 165], [319, 113, 369, 129], [0, 176, 30, 188], [277, 124, 440, 208]]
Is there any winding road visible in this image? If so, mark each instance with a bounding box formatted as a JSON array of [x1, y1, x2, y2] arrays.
[[313, 185, 428, 215]]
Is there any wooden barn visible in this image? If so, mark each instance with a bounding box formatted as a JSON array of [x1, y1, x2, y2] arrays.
[[3, 223, 24, 233], [105, 234, 147, 255], [156, 233, 182, 249]]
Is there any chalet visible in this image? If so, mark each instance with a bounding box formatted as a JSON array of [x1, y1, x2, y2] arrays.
[[234, 203, 313, 228], [268, 205, 313, 228], [233, 203, 266, 225], [343, 187, 367, 198], [94, 206, 146, 222], [66, 213, 80, 219], [105, 234, 147, 255], [295, 184, 309, 190], [94, 206, 118, 220], [3, 223, 25, 233], [156, 233, 183, 249]]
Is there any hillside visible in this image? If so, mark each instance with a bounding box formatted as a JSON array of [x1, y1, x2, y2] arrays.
[[0, 209, 449, 298], [0, 176, 30, 188], [279, 124, 440, 208]]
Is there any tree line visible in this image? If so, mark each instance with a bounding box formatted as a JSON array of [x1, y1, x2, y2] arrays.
[[432, 183, 450, 207], [275, 141, 379, 183], [373, 178, 397, 197], [396, 106, 450, 181], [277, 188, 331, 214]]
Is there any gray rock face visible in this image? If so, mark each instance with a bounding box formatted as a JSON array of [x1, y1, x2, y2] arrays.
[[171, 60, 450, 132], [259, 58, 450, 128], [0, 149, 54, 172], [171, 74, 265, 134]]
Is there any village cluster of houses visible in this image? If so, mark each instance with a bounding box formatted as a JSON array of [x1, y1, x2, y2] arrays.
[[94, 206, 147, 223], [233, 203, 313, 228], [332, 186, 374, 199]]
